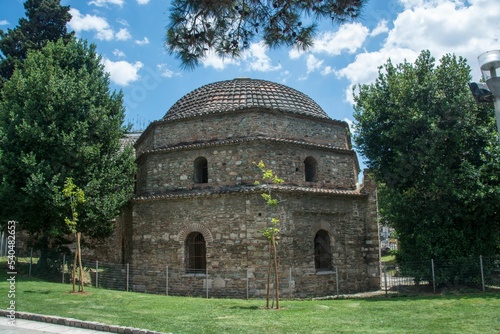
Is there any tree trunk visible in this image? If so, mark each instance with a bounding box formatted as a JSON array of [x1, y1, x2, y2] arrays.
[[266, 241, 272, 308], [271, 235, 279, 309], [77, 232, 84, 292], [33, 235, 50, 276]]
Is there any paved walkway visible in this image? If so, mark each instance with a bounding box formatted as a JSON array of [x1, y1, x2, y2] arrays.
[[0, 317, 105, 333], [0, 310, 164, 334]]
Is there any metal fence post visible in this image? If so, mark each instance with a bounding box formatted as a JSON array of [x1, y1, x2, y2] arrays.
[[431, 259, 436, 293], [383, 264, 388, 296], [206, 268, 209, 299], [479, 255, 485, 291], [126, 263, 129, 292], [96, 260, 99, 288], [166, 265, 169, 296], [246, 268, 249, 300], [29, 248, 33, 278], [0, 232, 4, 256], [61, 253, 65, 283], [336, 267, 340, 296]]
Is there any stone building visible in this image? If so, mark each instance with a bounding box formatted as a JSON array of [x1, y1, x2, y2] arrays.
[[118, 78, 380, 297]]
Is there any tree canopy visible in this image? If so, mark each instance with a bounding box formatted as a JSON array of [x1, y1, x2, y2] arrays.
[[166, 0, 366, 69], [0, 38, 136, 252], [353, 50, 500, 263], [0, 0, 73, 86]]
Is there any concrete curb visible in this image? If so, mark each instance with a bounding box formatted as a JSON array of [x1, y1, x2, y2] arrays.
[[0, 310, 164, 334]]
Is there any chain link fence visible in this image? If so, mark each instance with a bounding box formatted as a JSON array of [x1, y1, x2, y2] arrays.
[[18, 252, 343, 298], [381, 256, 500, 294], [13, 251, 500, 297]]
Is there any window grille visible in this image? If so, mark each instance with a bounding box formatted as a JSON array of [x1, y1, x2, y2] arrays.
[[186, 232, 206, 274]]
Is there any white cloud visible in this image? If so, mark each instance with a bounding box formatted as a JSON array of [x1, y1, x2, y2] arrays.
[[115, 28, 132, 41], [0, 20, 8, 25], [137, 0, 150, 4], [157, 64, 174, 78], [336, 48, 419, 104], [288, 21, 371, 77], [306, 54, 323, 74], [280, 70, 292, 83], [69, 9, 138, 42], [88, 0, 124, 7], [102, 58, 143, 86], [336, 0, 500, 104], [117, 19, 129, 26], [113, 49, 126, 58], [344, 118, 356, 135], [386, 0, 500, 62], [201, 50, 240, 70], [370, 19, 389, 37], [289, 47, 305, 60], [242, 42, 281, 72], [200, 42, 281, 71], [69, 8, 114, 41], [321, 66, 335, 76], [312, 22, 370, 56], [135, 37, 150, 46]]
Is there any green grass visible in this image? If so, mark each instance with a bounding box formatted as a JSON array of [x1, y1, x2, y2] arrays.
[[1, 270, 499, 333], [380, 254, 396, 264]]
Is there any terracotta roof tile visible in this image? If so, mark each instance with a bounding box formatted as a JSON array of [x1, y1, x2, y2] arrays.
[[163, 78, 329, 120], [133, 185, 364, 202], [138, 136, 353, 159]]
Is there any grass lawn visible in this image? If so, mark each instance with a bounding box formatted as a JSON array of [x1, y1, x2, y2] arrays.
[[1, 268, 499, 333]]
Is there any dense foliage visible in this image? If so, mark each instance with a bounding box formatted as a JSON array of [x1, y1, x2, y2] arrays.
[[0, 0, 73, 87], [354, 50, 500, 264], [0, 38, 136, 252], [166, 0, 366, 69]]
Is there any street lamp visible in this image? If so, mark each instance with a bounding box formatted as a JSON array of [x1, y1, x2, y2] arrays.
[[470, 50, 500, 140]]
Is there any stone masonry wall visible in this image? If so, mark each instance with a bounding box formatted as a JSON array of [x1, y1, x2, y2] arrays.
[[135, 110, 350, 155], [136, 140, 358, 196], [126, 98, 379, 298], [128, 189, 377, 297]]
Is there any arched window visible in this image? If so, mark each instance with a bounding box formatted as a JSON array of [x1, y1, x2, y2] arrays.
[[194, 157, 208, 183], [186, 232, 206, 274], [314, 230, 333, 272], [304, 156, 318, 182]]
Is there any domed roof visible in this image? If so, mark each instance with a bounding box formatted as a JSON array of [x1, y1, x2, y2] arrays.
[[163, 78, 330, 120]]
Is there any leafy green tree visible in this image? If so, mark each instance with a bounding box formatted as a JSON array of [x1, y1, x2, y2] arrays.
[[0, 0, 73, 86], [0, 38, 136, 263], [62, 177, 86, 293], [353, 50, 500, 267], [254, 160, 284, 309], [166, 0, 366, 69]]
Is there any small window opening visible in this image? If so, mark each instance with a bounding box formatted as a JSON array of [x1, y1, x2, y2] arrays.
[[194, 157, 208, 183], [304, 156, 318, 182], [314, 230, 333, 272]]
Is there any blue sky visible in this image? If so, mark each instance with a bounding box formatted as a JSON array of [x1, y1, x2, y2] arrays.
[[1, 0, 500, 167]]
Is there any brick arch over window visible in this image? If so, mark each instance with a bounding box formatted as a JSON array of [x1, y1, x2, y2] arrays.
[[304, 156, 318, 182], [178, 223, 214, 243], [311, 221, 333, 237]]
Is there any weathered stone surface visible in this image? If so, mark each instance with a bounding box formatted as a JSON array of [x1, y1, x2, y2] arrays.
[[101, 78, 380, 298]]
